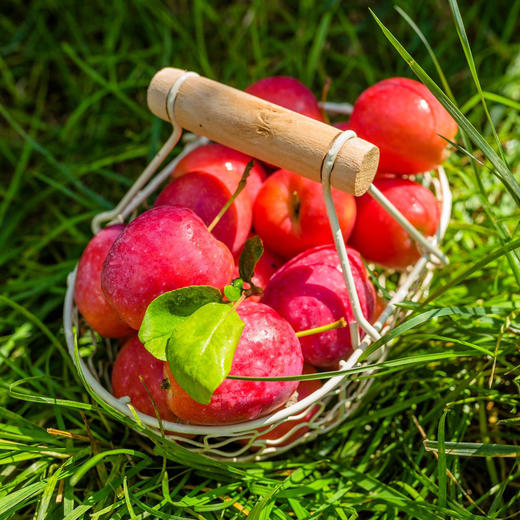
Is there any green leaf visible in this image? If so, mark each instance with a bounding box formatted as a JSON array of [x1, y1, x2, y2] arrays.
[[166, 302, 245, 404], [239, 236, 264, 283], [223, 284, 242, 302], [138, 286, 222, 361]]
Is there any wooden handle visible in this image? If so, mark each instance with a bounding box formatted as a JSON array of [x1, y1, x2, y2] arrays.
[[147, 67, 379, 196]]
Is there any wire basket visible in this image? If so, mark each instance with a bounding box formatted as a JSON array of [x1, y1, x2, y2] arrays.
[[63, 72, 452, 462]]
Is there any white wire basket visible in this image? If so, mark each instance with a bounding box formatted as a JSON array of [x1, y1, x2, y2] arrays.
[[63, 74, 452, 462]]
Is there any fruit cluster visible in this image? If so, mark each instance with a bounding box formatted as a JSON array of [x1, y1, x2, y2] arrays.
[[74, 75, 456, 444]]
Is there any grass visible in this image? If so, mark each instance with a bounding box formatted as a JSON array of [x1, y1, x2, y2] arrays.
[[1, 0, 520, 517]]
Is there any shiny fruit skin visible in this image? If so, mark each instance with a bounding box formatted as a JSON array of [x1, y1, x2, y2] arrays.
[[349, 178, 440, 270], [155, 169, 252, 255], [263, 245, 375, 368], [172, 143, 266, 204], [165, 301, 303, 425], [349, 77, 458, 175], [74, 225, 133, 338], [101, 206, 234, 329], [112, 335, 175, 421], [253, 169, 356, 260]]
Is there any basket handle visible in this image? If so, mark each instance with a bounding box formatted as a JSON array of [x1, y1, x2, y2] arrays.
[[147, 67, 378, 196]]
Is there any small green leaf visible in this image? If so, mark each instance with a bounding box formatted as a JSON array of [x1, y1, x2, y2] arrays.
[[138, 286, 222, 360], [232, 278, 244, 290], [223, 284, 242, 302], [166, 302, 244, 404], [239, 236, 264, 283]]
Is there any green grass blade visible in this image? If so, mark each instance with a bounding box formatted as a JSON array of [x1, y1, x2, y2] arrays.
[[394, 6, 454, 99], [447, 0, 506, 162], [425, 441, 520, 458], [437, 411, 448, 510]]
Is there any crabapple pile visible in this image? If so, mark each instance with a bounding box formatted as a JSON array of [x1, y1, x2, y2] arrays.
[[71, 74, 452, 439]]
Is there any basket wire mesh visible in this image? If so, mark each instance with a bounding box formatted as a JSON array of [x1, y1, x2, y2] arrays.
[[63, 71, 452, 462]]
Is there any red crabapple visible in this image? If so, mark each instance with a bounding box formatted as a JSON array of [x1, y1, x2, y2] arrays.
[[101, 206, 234, 330], [262, 245, 376, 368], [74, 225, 133, 338], [172, 143, 266, 204], [348, 77, 458, 175], [246, 76, 324, 121], [165, 301, 303, 425], [112, 335, 175, 421], [155, 168, 252, 255], [253, 169, 356, 260], [349, 178, 440, 270]]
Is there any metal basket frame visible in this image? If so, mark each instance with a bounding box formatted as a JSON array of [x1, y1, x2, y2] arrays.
[[63, 72, 452, 462]]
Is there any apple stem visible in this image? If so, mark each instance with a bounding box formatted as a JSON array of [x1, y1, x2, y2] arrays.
[[296, 317, 347, 338], [231, 293, 247, 312], [207, 160, 254, 233], [290, 191, 301, 220]]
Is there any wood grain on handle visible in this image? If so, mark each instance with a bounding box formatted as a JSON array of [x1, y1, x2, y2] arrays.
[[147, 67, 379, 196]]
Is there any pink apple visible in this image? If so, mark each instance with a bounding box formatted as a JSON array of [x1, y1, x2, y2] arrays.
[[262, 245, 376, 368], [74, 225, 133, 338], [155, 168, 252, 255], [165, 301, 303, 425], [101, 206, 234, 329], [172, 143, 266, 204]]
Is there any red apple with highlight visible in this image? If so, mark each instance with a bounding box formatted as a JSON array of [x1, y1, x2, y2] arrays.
[[263, 245, 376, 368], [348, 77, 458, 175], [165, 301, 303, 425], [253, 169, 356, 260], [155, 168, 252, 255], [101, 206, 234, 330], [173, 143, 266, 204]]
